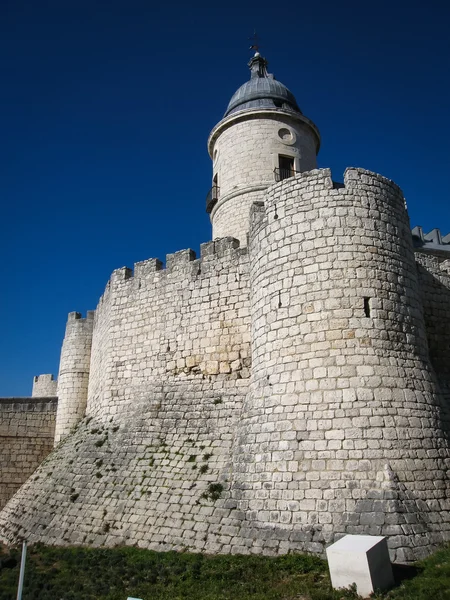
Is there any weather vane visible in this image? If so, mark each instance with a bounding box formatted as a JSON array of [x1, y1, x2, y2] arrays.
[[249, 30, 260, 53]]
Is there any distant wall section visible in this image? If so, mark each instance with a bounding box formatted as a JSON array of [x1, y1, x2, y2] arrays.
[[416, 252, 450, 402], [55, 312, 94, 444], [0, 397, 57, 510], [32, 375, 57, 398]]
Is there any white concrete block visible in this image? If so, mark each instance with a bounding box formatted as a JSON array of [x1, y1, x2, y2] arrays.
[[326, 535, 394, 598]]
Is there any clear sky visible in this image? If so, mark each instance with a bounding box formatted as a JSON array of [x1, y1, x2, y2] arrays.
[[1, 0, 449, 396]]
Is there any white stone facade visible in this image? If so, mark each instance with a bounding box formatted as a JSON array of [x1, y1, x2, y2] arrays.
[[32, 374, 57, 398], [0, 55, 449, 563], [233, 168, 450, 561], [0, 398, 56, 510], [54, 311, 94, 444], [208, 111, 319, 245], [86, 240, 251, 421]]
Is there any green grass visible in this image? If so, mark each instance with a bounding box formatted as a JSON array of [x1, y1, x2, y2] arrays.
[[0, 543, 449, 600]]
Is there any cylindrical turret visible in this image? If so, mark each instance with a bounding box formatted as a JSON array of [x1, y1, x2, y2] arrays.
[[233, 168, 450, 561], [54, 311, 94, 444], [207, 53, 320, 246], [32, 374, 57, 397]]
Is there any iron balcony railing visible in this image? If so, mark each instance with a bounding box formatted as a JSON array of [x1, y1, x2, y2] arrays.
[[206, 185, 220, 214], [274, 167, 298, 182]]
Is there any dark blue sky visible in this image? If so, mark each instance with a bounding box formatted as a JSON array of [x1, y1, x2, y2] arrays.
[[1, 0, 449, 396]]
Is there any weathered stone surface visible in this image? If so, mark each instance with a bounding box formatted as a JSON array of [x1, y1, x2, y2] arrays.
[[0, 387, 245, 554], [0, 51, 450, 561], [55, 312, 94, 444], [1, 169, 449, 561], [0, 398, 56, 510], [32, 375, 57, 398], [229, 168, 450, 561], [209, 115, 318, 246]]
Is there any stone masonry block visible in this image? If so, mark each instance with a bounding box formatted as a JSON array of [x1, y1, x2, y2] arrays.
[[326, 535, 394, 597], [166, 249, 196, 272], [134, 258, 163, 278]]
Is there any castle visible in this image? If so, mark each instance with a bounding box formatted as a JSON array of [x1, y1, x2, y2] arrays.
[[1, 52, 450, 563]]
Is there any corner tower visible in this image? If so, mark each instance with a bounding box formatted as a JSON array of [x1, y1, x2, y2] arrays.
[[54, 311, 94, 445], [207, 52, 320, 245]]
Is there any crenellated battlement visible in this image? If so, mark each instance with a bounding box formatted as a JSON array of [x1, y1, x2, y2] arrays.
[[251, 167, 409, 258], [107, 237, 247, 289], [134, 257, 163, 278], [33, 374, 55, 384], [67, 311, 95, 322], [200, 236, 240, 257], [412, 226, 450, 254], [85, 235, 251, 419], [343, 166, 404, 195], [264, 167, 405, 211]]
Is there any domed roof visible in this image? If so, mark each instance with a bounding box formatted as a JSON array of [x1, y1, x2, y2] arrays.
[[224, 53, 302, 117]]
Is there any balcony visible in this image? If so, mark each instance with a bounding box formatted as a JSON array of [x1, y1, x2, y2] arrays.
[[206, 185, 220, 214], [274, 167, 298, 182]]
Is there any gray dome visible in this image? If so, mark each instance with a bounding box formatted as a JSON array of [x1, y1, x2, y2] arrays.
[[225, 76, 301, 117]]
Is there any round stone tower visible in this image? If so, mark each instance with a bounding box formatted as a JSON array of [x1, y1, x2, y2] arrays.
[[232, 168, 450, 561], [207, 52, 320, 246], [54, 311, 94, 444]]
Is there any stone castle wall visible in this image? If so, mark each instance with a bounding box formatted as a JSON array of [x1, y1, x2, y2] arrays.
[[0, 170, 449, 563], [0, 388, 243, 552], [0, 398, 57, 510], [0, 239, 252, 554], [87, 237, 251, 420]]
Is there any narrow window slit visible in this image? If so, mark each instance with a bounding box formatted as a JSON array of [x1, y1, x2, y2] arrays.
[[364, 297, 371, 318], [278, 291, 282, 308]]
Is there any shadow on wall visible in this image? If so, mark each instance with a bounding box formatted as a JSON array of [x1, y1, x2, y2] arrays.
[[416, 261, 450, 426]]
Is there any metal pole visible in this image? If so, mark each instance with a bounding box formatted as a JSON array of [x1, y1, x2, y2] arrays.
[[16, 541, 27, 600]]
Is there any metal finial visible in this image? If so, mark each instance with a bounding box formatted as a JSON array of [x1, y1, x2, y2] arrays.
[[248, 30, 260, 54], [247, 33, 268, 79]]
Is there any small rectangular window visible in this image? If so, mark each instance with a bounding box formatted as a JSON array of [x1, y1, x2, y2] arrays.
[[278, 155, 295, 181]]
